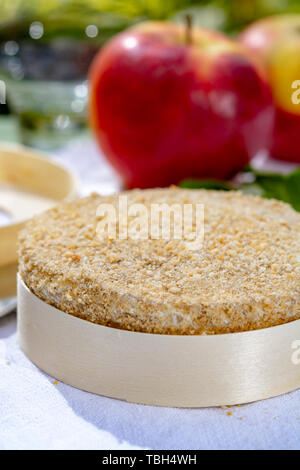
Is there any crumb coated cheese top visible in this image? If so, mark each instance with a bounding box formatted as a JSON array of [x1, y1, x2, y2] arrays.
[[19, 188, 300, 335]]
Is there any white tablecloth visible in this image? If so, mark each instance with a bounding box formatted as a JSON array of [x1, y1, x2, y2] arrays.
[[1, 312, 300, 450], [0, 138, 299, 450]]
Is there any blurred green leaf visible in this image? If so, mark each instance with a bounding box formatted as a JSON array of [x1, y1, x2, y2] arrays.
[[252, 167, 300, 211], [287, 169, 300, 211], [180, 178, 233, 190], [180, 167, 300, 212]]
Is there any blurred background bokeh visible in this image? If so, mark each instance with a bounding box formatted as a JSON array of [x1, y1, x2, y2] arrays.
[[1, 0, 300, 315], [1, 0, 300, 148]]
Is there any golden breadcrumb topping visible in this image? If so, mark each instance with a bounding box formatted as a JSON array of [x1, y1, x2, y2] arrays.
[[19, 188, 300, 334]]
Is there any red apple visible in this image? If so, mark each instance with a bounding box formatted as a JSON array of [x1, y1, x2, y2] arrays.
[[240, 14, 300, 163], [90, 21, 273, 188]]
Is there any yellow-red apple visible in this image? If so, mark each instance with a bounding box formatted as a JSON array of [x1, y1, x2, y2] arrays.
[[240, 14, 300, 163]]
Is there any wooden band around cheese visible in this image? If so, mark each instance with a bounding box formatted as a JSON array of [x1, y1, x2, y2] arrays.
[[17, 276, 300, 407]]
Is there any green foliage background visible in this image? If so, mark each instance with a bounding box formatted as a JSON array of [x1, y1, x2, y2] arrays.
[[1, 0, 300, 41]]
